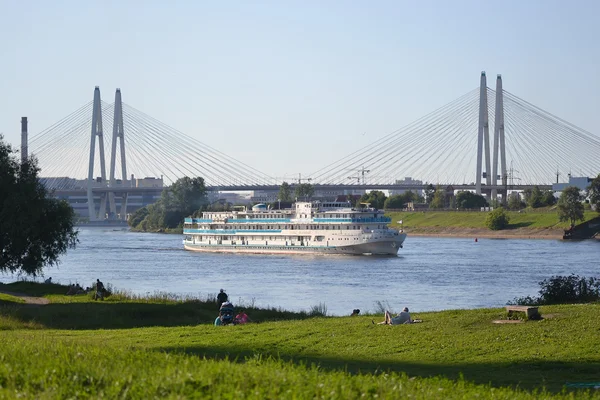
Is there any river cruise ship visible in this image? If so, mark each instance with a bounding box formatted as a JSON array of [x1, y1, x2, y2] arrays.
[[183, 201, 406, 255]]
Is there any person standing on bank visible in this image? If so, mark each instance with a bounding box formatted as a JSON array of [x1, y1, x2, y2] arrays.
[[217, 289, 228, 308]]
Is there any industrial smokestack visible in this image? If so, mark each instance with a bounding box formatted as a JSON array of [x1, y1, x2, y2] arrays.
[[21, 117, 28, 164]]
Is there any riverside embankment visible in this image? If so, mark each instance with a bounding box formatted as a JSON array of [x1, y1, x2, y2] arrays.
[[1, 281, 600, 398], [386, 209, 598, 239]]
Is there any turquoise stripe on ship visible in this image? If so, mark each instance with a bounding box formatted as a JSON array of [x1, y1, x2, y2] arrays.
[[312, 217, 391, 223], [184, 218, 212, 223], [222, 219, 291, 223], [184, 218, 292, 224]]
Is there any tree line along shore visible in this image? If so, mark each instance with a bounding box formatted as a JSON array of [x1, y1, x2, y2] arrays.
[[1, 281, 600, 399]]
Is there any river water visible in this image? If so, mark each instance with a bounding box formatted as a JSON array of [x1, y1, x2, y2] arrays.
[[2, 228, 599, 316]]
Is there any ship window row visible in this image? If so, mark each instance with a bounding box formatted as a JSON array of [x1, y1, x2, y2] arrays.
[[186, 225, 384, 234], [195, 225, 382, 230]]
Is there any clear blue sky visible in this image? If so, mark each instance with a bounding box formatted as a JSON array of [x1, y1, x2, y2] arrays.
[[1, 0, 598, 178]]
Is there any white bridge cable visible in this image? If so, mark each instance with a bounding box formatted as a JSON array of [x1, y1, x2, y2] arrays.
[[357, 93, 477, 182], [30, 101, 115, 190], [121, 103, 274, 186], [29, 101, 94, 145], [308, 88, 480, 183], [366, 97, 478, 185], [119, 109, 198, 183], [505, 91, 600, 169], [498, 89, 600, 184], [320, 89, 479, 184], [504, 103, 571, 183], [372, 92, 480, 184], [122, 109, 253, 186], [310, 88, 481, 185], [121, 108, 253, 186]]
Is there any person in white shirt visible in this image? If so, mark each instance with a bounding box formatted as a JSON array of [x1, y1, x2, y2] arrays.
[[377, 307, 412, 325]]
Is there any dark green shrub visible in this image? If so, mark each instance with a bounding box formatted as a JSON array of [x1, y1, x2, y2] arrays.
[[539, 275, 600, 304], [509, 274, 600, 305], [485, 207, 510, 230]]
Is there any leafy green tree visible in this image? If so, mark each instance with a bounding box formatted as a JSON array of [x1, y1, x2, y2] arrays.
[[128, 206, 149, 227], [485, 207, 510, 230], [384, 194, 405, 209], [401, 190, 417, 204], [278, 181, 292, 202], [162, 177, 208, 216], [542, 190, 557, 206], [294, 183, 314, 200], [423, 184, 435, 205], [429, 188, 446, 209], [587, 174, 600, 213], [0, 135, 78, 276], [507, 192, 524, 210], [558, 186, 584, 226], [522, 188, 531, 204], [528, 186, 544, 208], [455, 191, 488, 209], [360, 190, 387, 209], [129, 176, 208, 230]]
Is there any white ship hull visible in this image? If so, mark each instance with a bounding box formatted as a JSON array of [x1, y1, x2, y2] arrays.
[[183, 201, 407, 256], [184, 233, 406, 256]]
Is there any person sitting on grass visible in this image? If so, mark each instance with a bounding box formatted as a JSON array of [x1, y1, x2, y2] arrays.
[[235, 310, 251, 325], [75, 284, 85, 294], [215, 301, 235, 326], [66, 284, 77, 295], [376, 307, 412, 325]]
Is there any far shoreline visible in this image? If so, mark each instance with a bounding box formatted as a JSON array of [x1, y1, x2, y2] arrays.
[[403, 228, 565, 240]]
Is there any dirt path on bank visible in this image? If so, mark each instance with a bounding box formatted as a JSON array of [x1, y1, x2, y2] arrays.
[[404, 227, 565, 239], [0, 289, 50, 305]]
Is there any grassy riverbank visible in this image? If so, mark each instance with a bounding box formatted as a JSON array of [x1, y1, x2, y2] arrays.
[[386, 209, 599, 238], [1, 282, 600, 398]]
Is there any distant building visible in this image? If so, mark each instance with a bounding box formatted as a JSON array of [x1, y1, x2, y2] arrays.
[[552, 176, 592, 192], [215, 192, 252, 205], [251, 190, 277, 203], [136, 176, 163, 188], [389, 177, 423, 196]]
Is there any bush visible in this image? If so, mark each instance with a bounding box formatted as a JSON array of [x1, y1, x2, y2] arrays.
[[509, 274, 600, 305], [485, 207, 510, 230], [308, 302, 327, 317]]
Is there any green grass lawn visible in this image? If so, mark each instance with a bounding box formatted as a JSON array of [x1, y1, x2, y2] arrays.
[[387, 209, 598, 231], [1, 282, 600, 399]]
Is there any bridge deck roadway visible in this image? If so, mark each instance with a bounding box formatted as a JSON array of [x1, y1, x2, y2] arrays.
[[69, 183, 551, 194]]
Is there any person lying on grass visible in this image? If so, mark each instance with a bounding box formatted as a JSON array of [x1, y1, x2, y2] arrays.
[[376, 307, 413, 325]]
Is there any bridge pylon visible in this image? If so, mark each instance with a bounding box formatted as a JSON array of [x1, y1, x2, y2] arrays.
[[491, 75, 507, 202], [475, 71, 492, 196], [87, 87, 109, 221], [108, 89, 129, 221]]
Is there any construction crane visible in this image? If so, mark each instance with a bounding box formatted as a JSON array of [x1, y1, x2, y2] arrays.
[[296, 173, 312, 184], [346, 167, 370, 185]]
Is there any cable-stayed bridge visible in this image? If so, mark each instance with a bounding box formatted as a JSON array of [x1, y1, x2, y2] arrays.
[[25, 72, 600, 221]]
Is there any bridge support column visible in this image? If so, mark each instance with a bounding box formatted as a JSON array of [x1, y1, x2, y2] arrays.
[[109, 88, 129, 221], [87, 87, 108, 221], [475, 72, 491, 196], [492, 75, 507, 204]]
